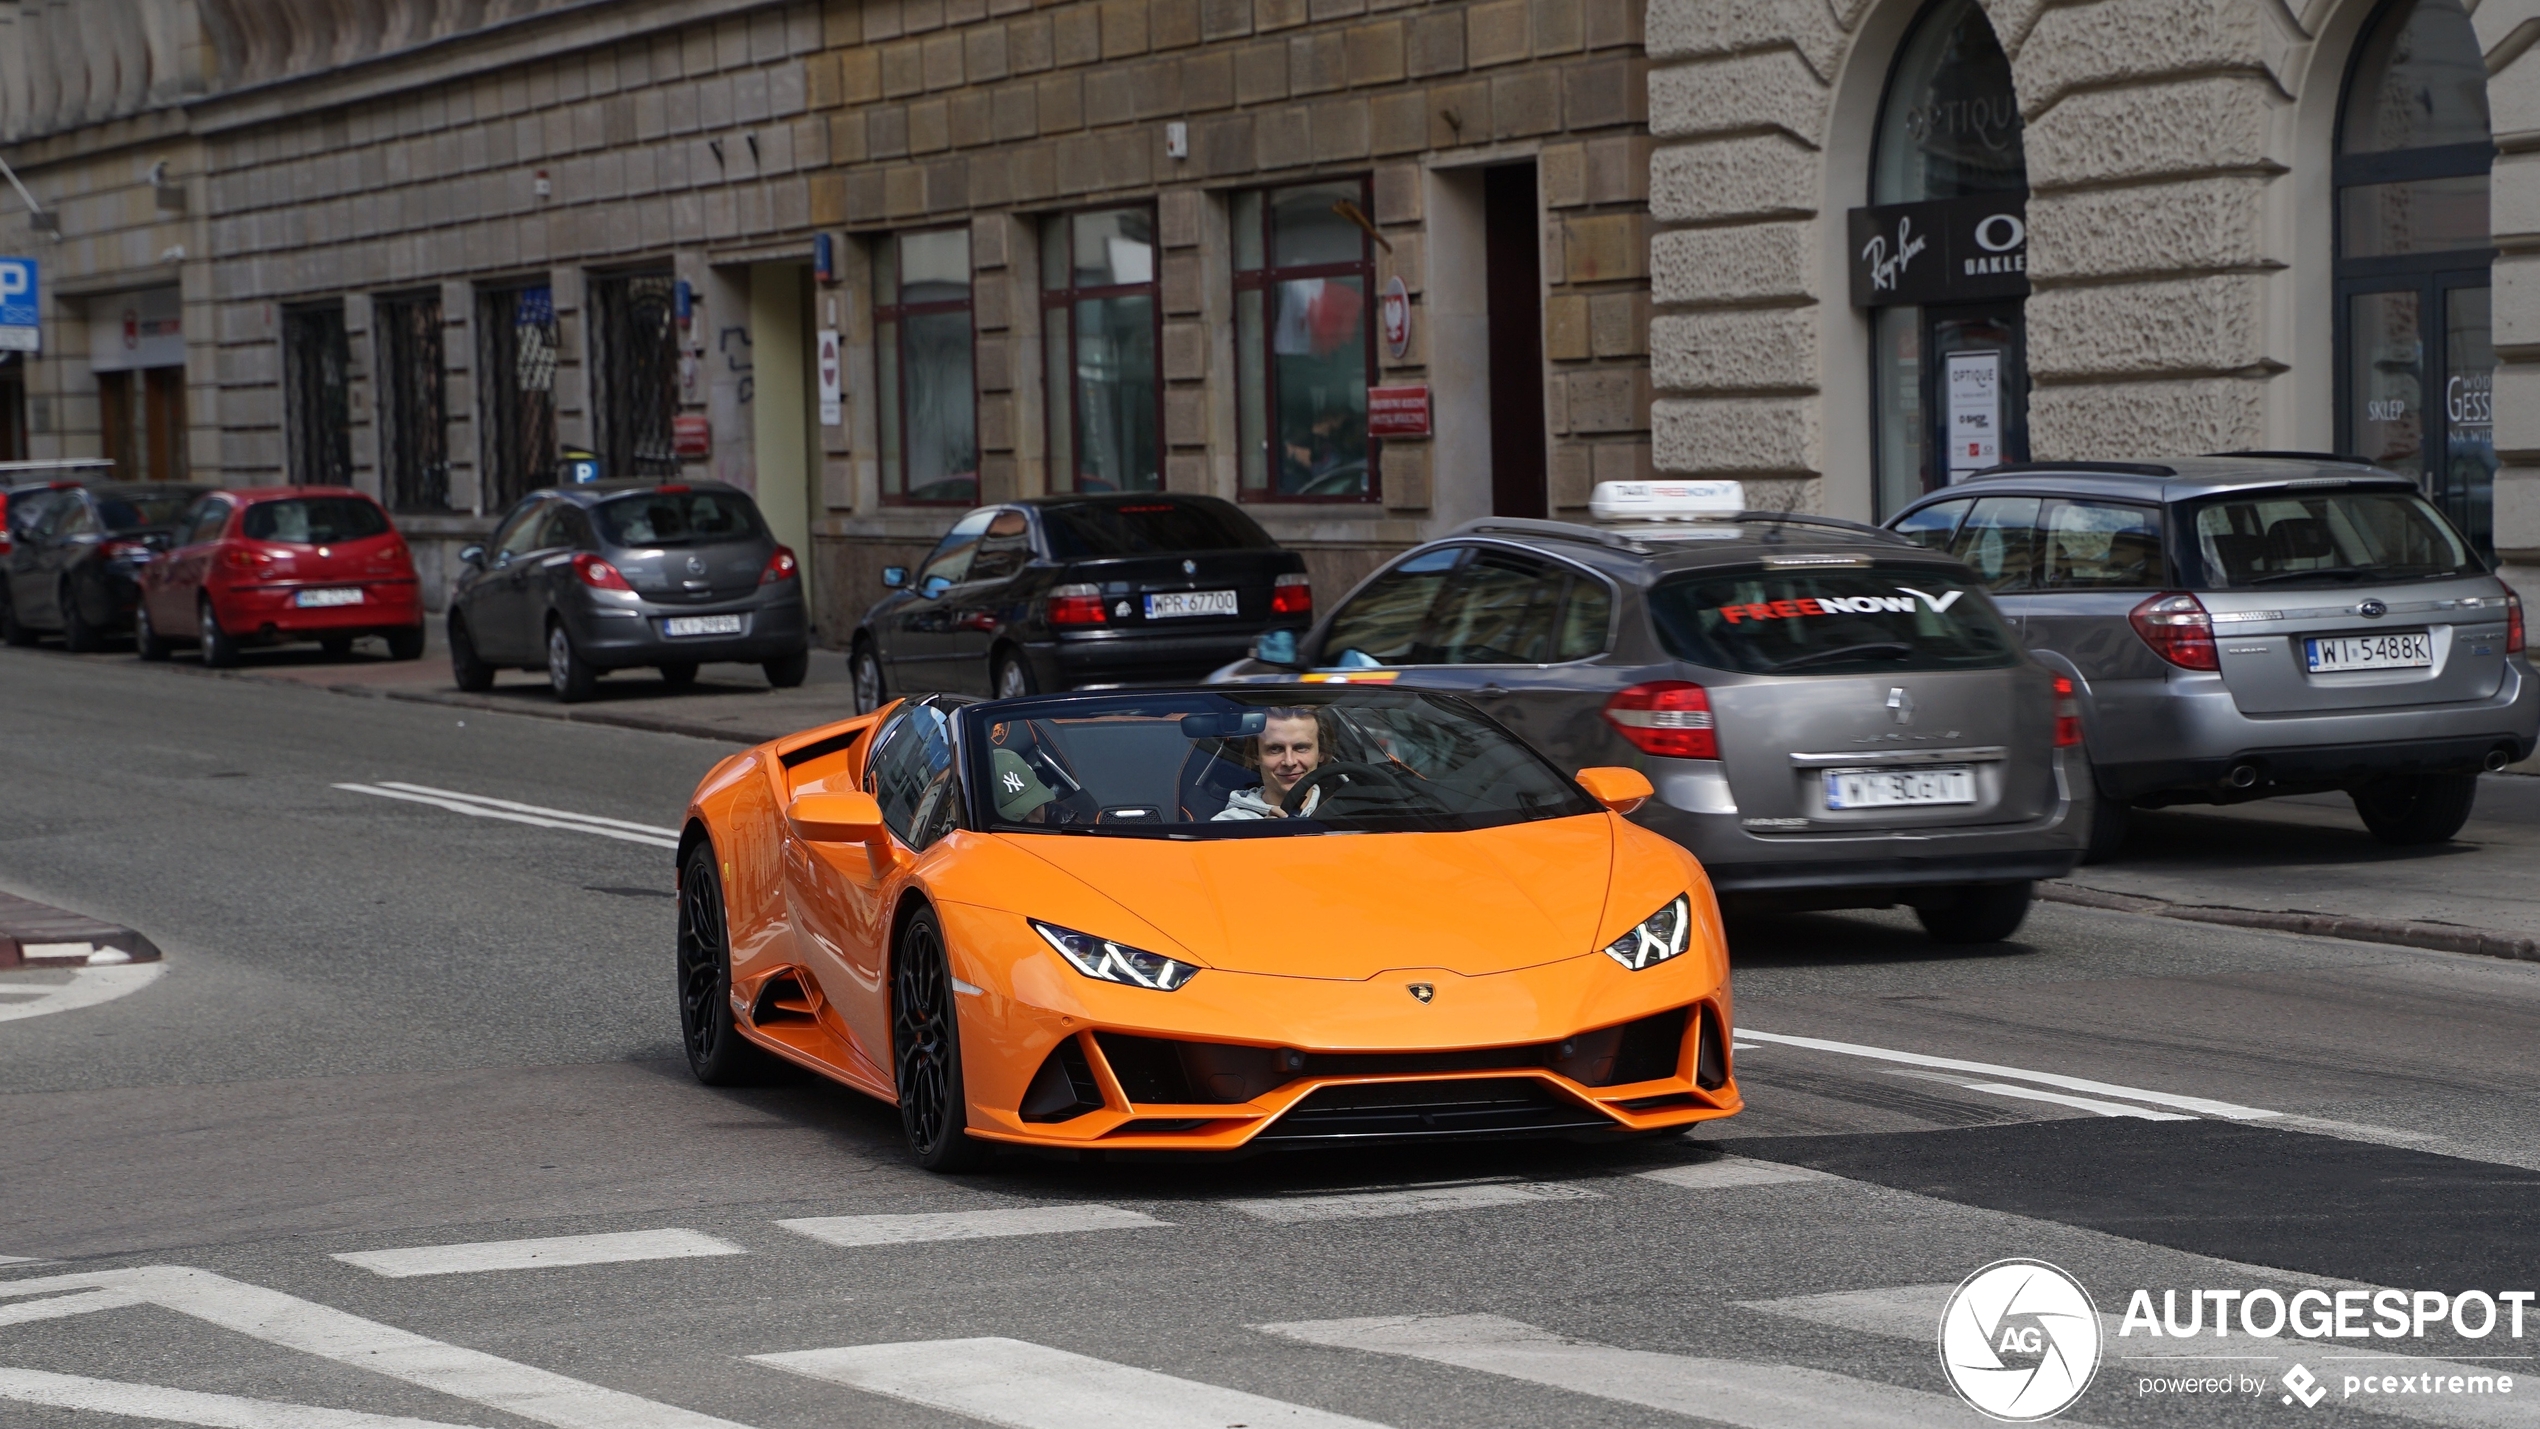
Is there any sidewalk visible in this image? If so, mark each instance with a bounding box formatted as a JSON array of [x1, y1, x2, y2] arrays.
[[2043, 775, 2540, 960]]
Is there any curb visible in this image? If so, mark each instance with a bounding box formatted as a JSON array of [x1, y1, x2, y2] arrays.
[[0, 892, 162, 970], [2039, 882, 2540, 963]]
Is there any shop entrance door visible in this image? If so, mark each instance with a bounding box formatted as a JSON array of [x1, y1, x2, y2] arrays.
[[1483, 164, 1547, 520]]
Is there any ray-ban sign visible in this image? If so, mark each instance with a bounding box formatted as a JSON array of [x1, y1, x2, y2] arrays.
[[1847, 195, 2029, 308]]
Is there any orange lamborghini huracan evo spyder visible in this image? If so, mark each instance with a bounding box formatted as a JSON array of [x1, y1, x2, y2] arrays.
[[675, 685, 1740, 1169]]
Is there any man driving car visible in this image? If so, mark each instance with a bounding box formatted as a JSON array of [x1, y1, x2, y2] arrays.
[[1214, 707, 1326, 820]]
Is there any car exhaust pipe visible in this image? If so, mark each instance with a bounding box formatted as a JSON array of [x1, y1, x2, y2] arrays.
[[2486, 747, 2514, 773], [2224, 763, 2261, 790]]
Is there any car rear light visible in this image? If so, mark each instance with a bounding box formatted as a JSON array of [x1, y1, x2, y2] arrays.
[[1048, 582, 1107, 626], [1272, 572, 1312, 615], [224, 548, 275, 571], [657, 483, 691, 494], [2051, 674, 2082, 747], [762, 545, 798, 584], [573, 553, 633, 591], [1604, 681, 1716, 759], [2129, 592, 2217, 670], [2505, 585, 2524, 655], [0, 531, 13, 557]]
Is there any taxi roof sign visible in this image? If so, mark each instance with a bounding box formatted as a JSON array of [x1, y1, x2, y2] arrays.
[[1589, 479, 1746, 522]]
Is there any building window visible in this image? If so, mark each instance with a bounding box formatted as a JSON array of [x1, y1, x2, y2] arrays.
[[1234, 179, 1378, 502], [1860, 0, 2029, 517], [374, 291, 450, 512], [283, 302, 353, 487], [0, 355, 25, 461], [876, 229, 978, 506], [476, 283, 558, 515], [2336, 0, 2494, 555], [588, 270, 680, 480], [1041, 208, 1161, 493]]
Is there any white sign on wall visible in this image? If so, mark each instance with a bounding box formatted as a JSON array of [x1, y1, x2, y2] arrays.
[[816, 328, 842, 426], [1945, 350, 2001, 477], [89, 287, 183, 372]]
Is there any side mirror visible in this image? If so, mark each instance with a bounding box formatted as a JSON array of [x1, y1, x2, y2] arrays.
[[1574, 766, 1655, 816], [881, 565, 908, 589], [1252, 629, 1303, 668], [458, 544, 486, 569], [788, 791, 888, 844]]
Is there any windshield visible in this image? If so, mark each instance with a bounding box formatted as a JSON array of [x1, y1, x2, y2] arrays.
[[1646, 564, 2023, 675], [97, 493, 199, 533], [962, 689, 1598, 838], [1039, 500, 1274, 559], [594, 491, 764, 547], [2182, 489, 2479, 588], [241, 497, 391, 544]]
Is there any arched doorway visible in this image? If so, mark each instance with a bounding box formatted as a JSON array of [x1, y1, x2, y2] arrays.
[[2336, 0, 2494, 554], [1850, 0, 2030, 516]]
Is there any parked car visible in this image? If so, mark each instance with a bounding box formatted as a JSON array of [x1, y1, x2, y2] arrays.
[[1210, 482, 2087, 942], [447, 480, 809, 703], [0, 480, 207, 651], [847, 493, 1312, 710], [136, 486, 425, 666], [1886, 455, 2535, 855]]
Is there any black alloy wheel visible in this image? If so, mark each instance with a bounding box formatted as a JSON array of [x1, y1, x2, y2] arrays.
[[676, 842, 777, 1085], [1915, 881, 2035, 944], [659, 662, 699, 690], [2352, 771, 2479, 846], [851, 639, 885, 714], [135, 601, 171, 661], [61, 582, 99, 653], [198, 598, 240, 668], [893, 908, 990, 1171], [448, 615, 496, 691], [763, 650, 810, 689]]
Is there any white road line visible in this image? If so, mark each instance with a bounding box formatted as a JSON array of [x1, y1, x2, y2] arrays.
[[1959, 1081, 2198, 1121], [370, 783, 682, 838], [1256, 1313, 2031, 1429], [1226, 1182, 1601, 1223], [0, 1367, 488, 1429], [777, 1204, 1166, 1247], [0, 1265, 755, 1429], [1636, 1158, 1829, 1190], [1738, 1028, 2281, 1119], [0, 963, 166, 1024], [333, 1229, 743, 1278], [333, 785, 680, 850], [0, 1288, 142, 1326], [1743, 1285, 2527, 1428], [752, 1336, 1394, 1429]]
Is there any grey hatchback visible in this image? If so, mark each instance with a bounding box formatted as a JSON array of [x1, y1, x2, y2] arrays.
[[1887, 456, 2536, 855], [447, 480, 809, 702], [1214, 496, 2086, 942]]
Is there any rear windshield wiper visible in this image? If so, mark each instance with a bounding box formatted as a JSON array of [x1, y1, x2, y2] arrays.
[[2245, 566, 2384, 585], [1771, 641, 1915, 672]]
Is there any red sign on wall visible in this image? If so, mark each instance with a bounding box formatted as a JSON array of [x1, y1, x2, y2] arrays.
[[1367, 385, 1430, 438], [672, 413, 711, 459]]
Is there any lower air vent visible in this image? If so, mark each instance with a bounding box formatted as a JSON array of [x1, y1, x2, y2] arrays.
[[750, 974, 817, 1025], [1254, 1078, 1614, 1144], [1019, 1035, 1106, 1123], [1695, 1004, 1729, 1090], [1614, 1092, 1703, 1113], [1105, 1118, 1212, 1137]]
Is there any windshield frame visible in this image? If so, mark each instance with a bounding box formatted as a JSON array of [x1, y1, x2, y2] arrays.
[[954, 688, 1603, 840]]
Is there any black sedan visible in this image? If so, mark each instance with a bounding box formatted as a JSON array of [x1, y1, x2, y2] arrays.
[[1, 481, 207, 651], [849, 494, 1311, 709]]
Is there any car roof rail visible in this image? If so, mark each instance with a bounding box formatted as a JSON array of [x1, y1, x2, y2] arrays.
[[1964, 461, 2178, 479], [1453, 517, 1648, 553], [2204, 450, 2383, 467]]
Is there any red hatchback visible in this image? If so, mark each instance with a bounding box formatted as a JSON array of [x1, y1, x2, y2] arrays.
[[137, 487, 426, 665]]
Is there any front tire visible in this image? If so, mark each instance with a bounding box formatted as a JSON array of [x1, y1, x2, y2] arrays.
[[448, 614, 496, 692], [2353, 772, 2478, 846], [547, 620, 598, 703], [135, 601, 172, 661], [1915, 881, 2034, 944], [851, 638, 885, 714], [894, 908, 990, 1172], [677, 842, 780, 1085], [198, 598, 240, 668]]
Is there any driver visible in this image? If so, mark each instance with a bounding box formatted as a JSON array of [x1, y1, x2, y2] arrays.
[[1213, 707, 1326, 820]]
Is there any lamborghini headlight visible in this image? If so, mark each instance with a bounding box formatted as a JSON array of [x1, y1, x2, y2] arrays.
[[1031, 919, 1199, 991], [1602, 895, 1693, 971]]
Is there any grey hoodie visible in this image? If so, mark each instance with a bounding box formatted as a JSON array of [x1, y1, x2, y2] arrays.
[[1212, 785, 1322, 821]]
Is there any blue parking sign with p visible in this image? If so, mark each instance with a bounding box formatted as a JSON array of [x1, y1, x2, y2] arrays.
[[0, 256, 37, 352]]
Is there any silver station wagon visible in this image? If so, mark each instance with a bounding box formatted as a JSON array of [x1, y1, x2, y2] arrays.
[[1888, 456, 2536, 856], [1215, 482, 2087, 943]]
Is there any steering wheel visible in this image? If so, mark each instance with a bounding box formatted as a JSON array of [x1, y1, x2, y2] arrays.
[[1280, 761, 1438, 817]]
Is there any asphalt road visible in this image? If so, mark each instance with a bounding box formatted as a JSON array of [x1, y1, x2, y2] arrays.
[[7, 645, 2540, 1428]]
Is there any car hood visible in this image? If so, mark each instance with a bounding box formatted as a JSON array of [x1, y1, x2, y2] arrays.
[[993, 816, 1617, 979]]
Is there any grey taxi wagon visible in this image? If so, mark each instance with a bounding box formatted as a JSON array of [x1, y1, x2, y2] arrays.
[[1213, 483, 2087, 942], [1887, 456, 2535, 856]]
